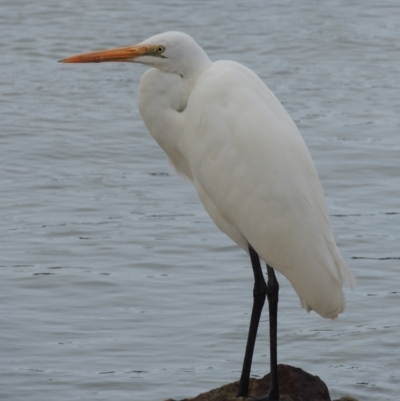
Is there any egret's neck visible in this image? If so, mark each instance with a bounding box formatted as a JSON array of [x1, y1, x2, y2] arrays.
[[178, 54, 212, 82], [138, 67, 210, 179]]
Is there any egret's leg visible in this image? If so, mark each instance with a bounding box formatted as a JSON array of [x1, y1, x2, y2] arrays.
[[236, 244, 267, 398], [267, 265, 280, 399], [250, 265, 280, 401]]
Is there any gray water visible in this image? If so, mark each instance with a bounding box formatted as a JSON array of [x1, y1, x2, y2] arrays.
[[1, 1, 399, 400]]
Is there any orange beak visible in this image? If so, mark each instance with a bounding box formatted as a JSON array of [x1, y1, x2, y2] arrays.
[[60, 44, 152, 63]]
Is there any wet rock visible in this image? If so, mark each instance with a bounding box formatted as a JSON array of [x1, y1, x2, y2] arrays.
[[164, 364, 359, 401]]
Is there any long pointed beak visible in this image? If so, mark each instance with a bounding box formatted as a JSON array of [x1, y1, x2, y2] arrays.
[[59, 44, 152, 63]]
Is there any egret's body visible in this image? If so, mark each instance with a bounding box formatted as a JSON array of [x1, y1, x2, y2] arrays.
[[61, 31, 353, 400]]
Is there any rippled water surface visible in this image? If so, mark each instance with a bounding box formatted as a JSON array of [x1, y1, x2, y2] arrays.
[[1, 1, 399, 400]]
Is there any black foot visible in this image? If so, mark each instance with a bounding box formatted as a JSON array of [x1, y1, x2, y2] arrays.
[[249, 390, 279, 401]]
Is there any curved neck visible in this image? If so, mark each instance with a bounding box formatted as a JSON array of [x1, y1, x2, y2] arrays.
[[138, 68, 196, 178]]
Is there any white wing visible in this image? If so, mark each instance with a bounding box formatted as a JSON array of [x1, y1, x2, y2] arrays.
[[183, 61, 353, 318]]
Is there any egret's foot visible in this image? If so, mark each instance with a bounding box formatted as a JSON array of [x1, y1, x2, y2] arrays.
[[249, 390, 279, 401]]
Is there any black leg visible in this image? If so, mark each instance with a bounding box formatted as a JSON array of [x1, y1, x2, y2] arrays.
[[250, 265, 280, 401], [237, 247, 280, 401], [237, 244, 267, 398], [258, 264, 280, 400]]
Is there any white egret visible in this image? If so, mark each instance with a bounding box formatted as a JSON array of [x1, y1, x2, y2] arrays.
[[61, 31, 354, 400]]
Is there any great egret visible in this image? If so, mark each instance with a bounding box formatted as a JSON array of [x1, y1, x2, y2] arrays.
[[61, 31, 354, 401]]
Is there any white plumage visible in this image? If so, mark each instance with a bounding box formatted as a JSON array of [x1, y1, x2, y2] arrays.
[[136, 32, 353, 319]]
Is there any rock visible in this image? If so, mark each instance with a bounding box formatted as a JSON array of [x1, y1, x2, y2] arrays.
[[250, 364, 331, 401], [333, 398, 359, 401], [165, 364, 359, 401]]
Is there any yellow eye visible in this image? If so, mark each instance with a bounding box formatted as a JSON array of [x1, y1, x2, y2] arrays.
[[155, 45, 165, 54]]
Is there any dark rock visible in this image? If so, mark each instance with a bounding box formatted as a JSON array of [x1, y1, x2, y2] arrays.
[[333, 398, 359, 401], [164, 364, 359, 401]]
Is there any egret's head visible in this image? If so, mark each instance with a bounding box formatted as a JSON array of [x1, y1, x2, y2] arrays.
[[60, 31, 211, 77]]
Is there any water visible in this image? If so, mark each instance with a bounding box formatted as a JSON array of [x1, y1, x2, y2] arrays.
[[1, 1, 399, 400]]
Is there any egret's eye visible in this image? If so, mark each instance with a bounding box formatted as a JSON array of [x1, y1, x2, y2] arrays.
[[155, 45, 165, 54]]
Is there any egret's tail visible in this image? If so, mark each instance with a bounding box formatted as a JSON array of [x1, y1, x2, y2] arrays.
[[295, 245, 354, 320]]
